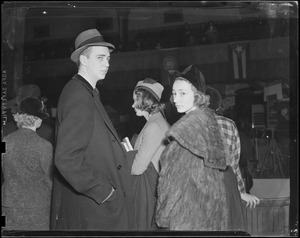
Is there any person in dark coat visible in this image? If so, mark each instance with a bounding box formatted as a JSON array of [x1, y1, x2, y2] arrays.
[[50, 29, 136, 230], [2, 97, 53, 230]]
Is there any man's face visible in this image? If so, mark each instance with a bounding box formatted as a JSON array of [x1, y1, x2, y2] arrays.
[[84, 46, 110, 81]]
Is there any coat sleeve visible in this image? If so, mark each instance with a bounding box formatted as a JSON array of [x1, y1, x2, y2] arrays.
[[231, 124, 246, 194], [54, 89, 112, 204]]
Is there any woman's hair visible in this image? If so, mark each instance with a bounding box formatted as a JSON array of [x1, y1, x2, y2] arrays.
[[133, 88, 165, 114], [13, 113, 40, 128], [169, 78, 210, 108]]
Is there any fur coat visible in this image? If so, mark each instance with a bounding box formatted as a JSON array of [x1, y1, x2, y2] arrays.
[[155, 108, 228, 230]]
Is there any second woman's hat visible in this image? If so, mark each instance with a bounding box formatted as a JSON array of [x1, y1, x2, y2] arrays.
[[135, 78, 164, 101], [71, 29, 115, 62]]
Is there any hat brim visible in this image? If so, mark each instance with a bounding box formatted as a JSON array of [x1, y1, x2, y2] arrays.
[[36, 112, 49, 120], [135, 86, 161, 102], [71, 42, 115, 62], [17, 108, 49, 120]]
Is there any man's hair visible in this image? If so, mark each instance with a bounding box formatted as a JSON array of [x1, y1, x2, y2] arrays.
[[134, 88, 165, 114]]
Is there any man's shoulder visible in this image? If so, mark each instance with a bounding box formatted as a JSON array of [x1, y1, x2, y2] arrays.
[[59, 76, 92, 101], [62, 75, 86, 91]]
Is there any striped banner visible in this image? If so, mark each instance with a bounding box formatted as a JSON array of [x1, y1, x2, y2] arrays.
[[229, 42, 249, 80]]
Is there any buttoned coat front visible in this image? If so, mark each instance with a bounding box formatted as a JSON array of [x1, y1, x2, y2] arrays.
[[50, 74, 136, 230]]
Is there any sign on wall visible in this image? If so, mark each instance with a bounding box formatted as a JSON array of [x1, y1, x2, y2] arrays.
[[159, 48, 180, 86]]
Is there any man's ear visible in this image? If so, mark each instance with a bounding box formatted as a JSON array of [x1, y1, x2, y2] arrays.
[[79, 54, 87, 66]]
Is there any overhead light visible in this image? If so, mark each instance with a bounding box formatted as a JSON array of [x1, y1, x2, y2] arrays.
[[42, 11, 47, 15]]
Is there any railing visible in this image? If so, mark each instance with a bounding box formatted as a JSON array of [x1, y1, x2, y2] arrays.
[[243, 197, 290, 236]]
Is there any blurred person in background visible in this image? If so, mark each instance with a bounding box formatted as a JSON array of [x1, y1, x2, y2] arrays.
[[3, 84, 55, 146], [204, 20, 218, 44], [2, 97, 53, 230]]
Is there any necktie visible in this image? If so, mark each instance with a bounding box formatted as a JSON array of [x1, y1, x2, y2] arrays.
[[93, 88, 117, 136], [93, 88, 100, 99]]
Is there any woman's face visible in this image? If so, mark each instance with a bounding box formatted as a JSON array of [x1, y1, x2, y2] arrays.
[[132, 93, 148, 117], [172, 79, 195, 113]]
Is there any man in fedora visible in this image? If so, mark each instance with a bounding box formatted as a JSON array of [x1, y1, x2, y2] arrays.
[[50, 29, 136, 230]]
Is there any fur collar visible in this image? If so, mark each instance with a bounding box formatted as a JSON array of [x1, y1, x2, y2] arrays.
[[167, 108, 227, 170]]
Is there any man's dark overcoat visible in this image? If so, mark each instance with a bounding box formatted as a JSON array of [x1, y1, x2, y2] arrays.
[[50, 74, 136, 230]]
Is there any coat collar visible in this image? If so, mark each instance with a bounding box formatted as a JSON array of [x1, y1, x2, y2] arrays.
[[142, 112, 165, 131], [148, 111, 163, 122], [72, 74, 94, 96], [167, 108, 227, 170]]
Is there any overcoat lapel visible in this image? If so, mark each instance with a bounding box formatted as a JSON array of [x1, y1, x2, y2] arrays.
[[92, 90, 121, 142], [73, 75, 121, 143]]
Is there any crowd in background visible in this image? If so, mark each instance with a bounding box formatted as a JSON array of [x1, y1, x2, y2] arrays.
[[23, 18, 289, 62]]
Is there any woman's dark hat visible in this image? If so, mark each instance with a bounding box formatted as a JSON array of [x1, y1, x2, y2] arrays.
[[206, 86, 222, 111], [168, 64, 206, 93], [17, 97, 49, 119], [71, 29, 115, 62]]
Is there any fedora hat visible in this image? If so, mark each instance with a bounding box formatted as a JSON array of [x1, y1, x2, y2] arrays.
[[71, 29, 115, 62], [17, 97, 49, 119], [135, 78, 164, 102], [169, 65, 206, 93]]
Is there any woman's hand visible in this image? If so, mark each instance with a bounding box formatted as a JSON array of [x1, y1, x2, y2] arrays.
[[241, 192, 260, 208]]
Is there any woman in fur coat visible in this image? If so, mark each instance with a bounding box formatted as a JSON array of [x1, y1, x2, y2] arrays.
[[155, 65, 229, 230]]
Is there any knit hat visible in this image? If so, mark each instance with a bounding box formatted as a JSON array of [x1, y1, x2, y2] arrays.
[[71, 29, 115, 62], [169, 65, 206, 93], [135, 78, 164, 102]]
